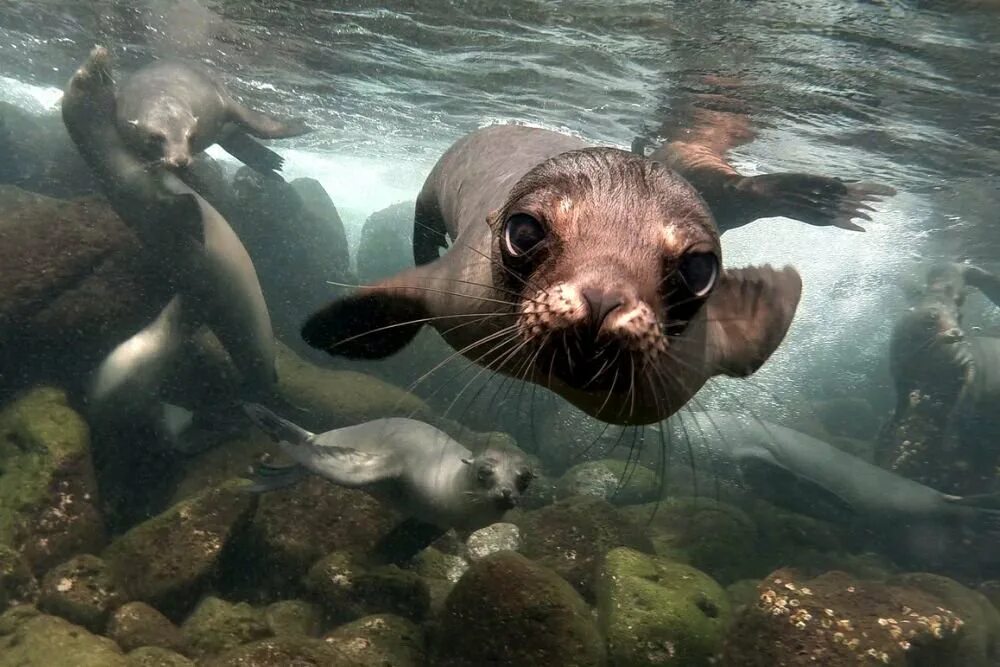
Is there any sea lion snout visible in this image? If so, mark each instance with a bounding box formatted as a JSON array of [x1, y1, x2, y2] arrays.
[[581, 287, 627, 329]]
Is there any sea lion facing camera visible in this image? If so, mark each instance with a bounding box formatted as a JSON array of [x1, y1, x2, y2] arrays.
[[116, 59, 311, 174], [303, 124, 803, 426]]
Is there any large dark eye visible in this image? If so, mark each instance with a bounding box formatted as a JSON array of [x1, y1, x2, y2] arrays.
[[503, 214, 546, 257], [477, 466, 495, 484], [677, 252, 719, 298], [516, 469, 534, 492]]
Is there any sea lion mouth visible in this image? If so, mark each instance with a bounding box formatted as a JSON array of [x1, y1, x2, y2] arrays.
[[539, 331, 634, 393], [495, 496, 518, 511]]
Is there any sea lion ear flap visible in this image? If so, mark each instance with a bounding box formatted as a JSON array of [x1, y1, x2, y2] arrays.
[[301, 266, 433, 360], [706, 265, 803, 377]]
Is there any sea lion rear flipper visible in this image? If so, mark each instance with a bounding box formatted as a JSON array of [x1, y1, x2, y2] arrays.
[[302, 264, 437, 360], [370, 518, 447, 566], [706, 265, 803, 377], [217, 126, 285, 175], [243, 402, 315, 443], [963, 265, 1000, 309], [245, 461, 312, 493], [227, 100, 312, 139]]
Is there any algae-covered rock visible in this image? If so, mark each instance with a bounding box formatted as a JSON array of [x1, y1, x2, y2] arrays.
[[0, 543, 37, 611], [722, 568, 967, 666], [247, 475, 398, 589], [465, 522, 521, 561], [264, 599, 322, 638], [596, 547, 731, 666], [411, 546, 468, 583], [304, 550, 430, 623], [104, 480, 255, 617], [511, 495, 654, 599], [324, 613, 425, 666], [169, 433, 278, 505], [434, 551, 606, 666], [557, 459, 660, 506], [356, 201, 414, 285], [0, 388, 105, 573], [38, 554, 125, 632], [205, 636, 357, 666], [180, 596, 270, 658], [0, 609, 127, 667], [621, 498, 758, 585], [126, 647, 196, 667], [108, 601, 188, 654], [727, 579, 762, 610]]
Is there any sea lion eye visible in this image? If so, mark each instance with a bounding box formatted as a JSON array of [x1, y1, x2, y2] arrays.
[[503, 214, 546, 257], [477, 466, 495, 483], [516, 469, 534, 491], [677, 252, 718, 298]]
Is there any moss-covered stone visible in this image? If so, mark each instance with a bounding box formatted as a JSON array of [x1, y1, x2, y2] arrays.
[[465, 522, 521, 561], [180, 596, 270, 658], [596, 548, 731, 666], [125, 647, 195, 667], [264, 599, 322, 638], [108, 601, 187, 654], [0, 543, 36, 611], [433, 551, 606, 666], [410, 546, 468, 583], [304, 550, 430, 623], [103, 480, 255, 618], [0, 609, 127, 666], [511, 495, 654, 599], [324, 613, 425, 666], [726, 579, 762, 610], [168, 433, 278, 505], [0, 387, 105, 573], [205, 636, 358, 666], [557, 459, 660, 506], [38, 554, 125, 632]]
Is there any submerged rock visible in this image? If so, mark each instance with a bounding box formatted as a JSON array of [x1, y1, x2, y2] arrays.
[[0, 608, 127, 667], [557, 459, 661, 506], [38, 554, 125, 633], [596, 547, 732, 666], [0, 387, 105, 574], [205, 636, 356, 666], [722, 568, 968, 666], [511, 495, 654, 599], [264, 599, 323, 638], [0, 544, 37, 612], [433, 551, 606, 666], [465, 522, 522, 561], [107, 601, 188, 655], [304, 550, 430, 623], [324, 613, 425, 666], [355, 201, 415, 285], [180, 596, 270, 659], [125, 647, 195, 667], [104, 480, 255, 618]]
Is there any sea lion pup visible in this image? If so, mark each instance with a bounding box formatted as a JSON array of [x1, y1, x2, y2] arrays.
[[303, 124, 803, 426], [62, 47, 276, 423], [242, 403, 534, 563], [116, 59, 311, 175]]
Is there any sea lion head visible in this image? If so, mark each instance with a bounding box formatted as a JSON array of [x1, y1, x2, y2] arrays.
[[124, 97, 196, 169], [462, 447, 534, 512]]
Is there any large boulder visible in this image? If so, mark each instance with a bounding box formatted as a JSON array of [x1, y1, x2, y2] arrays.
[[0, 544, 36, 612], [323, 613, 425, 666], [107, 601, 188, 654], [596, 547, 732, 666], [304, 550, 430, 623], [180, 596, 270, 659], [0, 387, 105, 574], [204, 636, 358, 666], [0, 607, 127, 667], [556, 459, 660, 506], [263, 599, 322, 638], [38, 554, 126, 633], [125, 647, 195, 667], [355, 200, 414, 285]]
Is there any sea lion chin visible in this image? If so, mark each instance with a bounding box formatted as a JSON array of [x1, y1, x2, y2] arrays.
[[303, 125, 802, 426]]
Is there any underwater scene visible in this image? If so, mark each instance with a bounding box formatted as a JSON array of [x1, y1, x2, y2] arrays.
[[1, 0, 1000, 665]]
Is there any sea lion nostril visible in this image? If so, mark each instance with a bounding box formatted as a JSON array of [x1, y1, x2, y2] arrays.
[[581, 287, 626, 328]]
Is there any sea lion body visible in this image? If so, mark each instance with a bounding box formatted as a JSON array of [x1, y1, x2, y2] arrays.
[[304, 124, 803, 426], [116, 60, 310, 174]]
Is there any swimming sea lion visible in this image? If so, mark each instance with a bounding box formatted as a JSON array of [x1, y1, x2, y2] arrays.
[[243, 403, 534, 562], [62, 47, 276, 420], [116, 59, 311, 174], [303, 124, 803, 426]]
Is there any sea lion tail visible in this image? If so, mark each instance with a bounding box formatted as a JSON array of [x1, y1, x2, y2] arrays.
[[244, 461, 311, 493], [243, 402, 314, 444]]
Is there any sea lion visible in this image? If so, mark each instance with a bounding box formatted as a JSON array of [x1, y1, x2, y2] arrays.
[[303, 124, 803, 426], [62, 47, 276, 421], [116, 59, 310, 174], [243, 403, 534, 562]]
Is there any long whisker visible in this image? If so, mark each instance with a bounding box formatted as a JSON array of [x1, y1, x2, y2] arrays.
[[325, 280, 520, 308]]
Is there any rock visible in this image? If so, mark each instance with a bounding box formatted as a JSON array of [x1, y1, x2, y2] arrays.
[[168, 432, 278, 505], [557, 459, 660, 506], [305, 551, 430, 623], [727, 579, 762, 609], [620, 498, 758, 585], [0, 544, 37, 611], [107, 601, 187, 654], [722, 568, 968, 666], [103, 480, 255, 618], [465, 523, 521, 561], [125, 647, 195, 667], [38, 554, 125, 633], [520, 468, 558, 510], [0, 609, 127, 667], [434, 551, 606, 666], [355, 201, 415, 285], [0, 387, 105, 574], [180, 596, 270, 658], [246, 475, 398, 591], [511, 495, 654, 599], [411, 547, 468, 583], [205, 636, 356, 666], [324, 613, 425, 666], [977, 580, 1000, 612], [264, 599, 322, 638], [596, 547, 731, 666]]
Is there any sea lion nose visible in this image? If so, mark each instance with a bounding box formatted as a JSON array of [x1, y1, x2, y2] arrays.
[[581, 287, 626, 329]]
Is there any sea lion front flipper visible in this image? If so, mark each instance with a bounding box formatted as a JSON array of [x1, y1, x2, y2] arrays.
[[226, 99, 312, 140], [705, 265, 803, 377], [369, 518, 448, 566], [963, 265, 1000, 309], [245, 461, 312, 493], [217, 126, 286, 175]]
